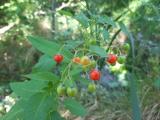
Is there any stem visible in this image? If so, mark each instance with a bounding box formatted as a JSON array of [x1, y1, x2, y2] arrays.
[[61, 62, 72, 83], [60, 51, 78, 83], [84, 0, 90, 10], [95, 23, 100, 45], [106, 29, 121, 52], [58, 45, 65, 53]]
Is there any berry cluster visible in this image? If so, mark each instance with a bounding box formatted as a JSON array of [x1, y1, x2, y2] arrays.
[[54, 43, 130, 97]]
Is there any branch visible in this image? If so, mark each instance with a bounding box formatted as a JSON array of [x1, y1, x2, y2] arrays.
[[106, 29, 121, 52], [56, 1, 73, 11], [0, 23, 15, 35]]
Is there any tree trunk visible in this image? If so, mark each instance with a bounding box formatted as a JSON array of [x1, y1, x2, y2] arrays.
[[51, 0, 57, 36]]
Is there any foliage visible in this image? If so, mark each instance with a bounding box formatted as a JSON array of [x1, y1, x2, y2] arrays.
[[2, 6, 137, 119]]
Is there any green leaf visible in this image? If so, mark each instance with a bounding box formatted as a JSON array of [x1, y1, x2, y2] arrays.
[[3, 110, 23, 120], [75, 12, 89, 28], [97, 16, 106, 24], [64, 98, 87, 117], [33, 54, 55, 72], [64, 79, 76, 87], [24, 71, 59, 82], [70, 65, 82, 79], [102, 29, 109, 40], [2, 100, 25, 120], [58, 10, 73, 17], [150, 47, 160, 55], [154, 77, 160, 88], [119, 22, 130, 36], [48, 111, 65, 120], [97, 16, 116, 27], [127, 73, 141, 120], [119, 22, 135, 58], [23, 92, 58, 120], [89, 45, 106, 57], [79, 78, 91, 86], [27, 36, 73, 61], [65, 40, 83, 50], [104, 16, 117, 27], [10, 80, 46, 99], [4, 92, 58, 120]]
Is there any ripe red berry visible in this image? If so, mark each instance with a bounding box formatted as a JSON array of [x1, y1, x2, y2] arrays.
[[89, 69, 101, 81], [54, 54, 63, 64], [107, 54, 117, 64]]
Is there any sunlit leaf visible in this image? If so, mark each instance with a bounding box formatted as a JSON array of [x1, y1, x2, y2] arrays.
[[58, 10, 73, 17], [97, 16, 116, 27], [33, 55, 55, 72], [2, 100, 25, 120], [27, 36, 73, 61], [24, 71, 59, 82], [119, 22, 130, 36], [102, 29, 109, 40], [75, 12, 89, 28], [48, 111, 65, 120], [90, 45, 106, 57], [23, 92, 58, 120], [65, 40, 83, 50], [64, 98, 87, 117], [10, 80, 46, 99]]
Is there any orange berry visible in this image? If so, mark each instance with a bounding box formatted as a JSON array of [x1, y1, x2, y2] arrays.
[[72, 57, 81, 64]]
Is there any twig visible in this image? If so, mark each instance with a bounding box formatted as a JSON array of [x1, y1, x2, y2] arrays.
[[56, 2, 71, 11], [0, 23, 15, 35], [106, 29, 121, 52]]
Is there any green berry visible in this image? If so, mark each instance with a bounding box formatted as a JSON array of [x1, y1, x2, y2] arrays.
[[123, 43, 130, 51], [88, 83, 96, 92], [118, 56, 126, 64], [89, 60, 96, 69], [67, 87, 78, 97], [89, 40, 97, 45], [57, 85, 66, 96]]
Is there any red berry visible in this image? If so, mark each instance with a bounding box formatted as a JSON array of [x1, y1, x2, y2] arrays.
[[89, 69, 101, 81], [54, 54, 63, 63], [107, 54, 117, 64]]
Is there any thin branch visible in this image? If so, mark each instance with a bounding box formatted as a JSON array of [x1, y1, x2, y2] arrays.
[[106, 10, 128, 30], [106, 29, 121, 52], [0, 23, 15, 35], [56, 2, 71, 11]]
